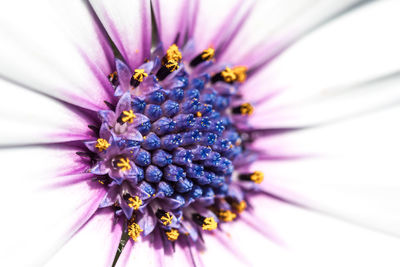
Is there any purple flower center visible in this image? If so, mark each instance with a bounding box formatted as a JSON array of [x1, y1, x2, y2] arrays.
[[81, 43, 263, 244]]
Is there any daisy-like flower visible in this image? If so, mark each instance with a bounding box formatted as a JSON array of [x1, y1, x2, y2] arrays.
[[1, 0, 400, 266]]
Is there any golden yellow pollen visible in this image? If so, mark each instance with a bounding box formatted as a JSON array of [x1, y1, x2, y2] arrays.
[[127, 196, 142, 210], [95, 138, 110, 152], [233, 200, 247, 213], [201, 48, 215, 61], [128, 222, 143, 241], [133, 69, 148, 82], [166, 229, 180, 241], [233, 66, 247, 83], [202, 217, 218, 231], [221, 67, 237, 83], [218, 210, 237, 222], [165, 59, 179, 72], [121, 110, 136, 123], [196, 111, 202, 117], [160, 212, 173, 226], [117, 157, 131, 171], [166, 44, 182, 62], [108, 71, 117, 82], [239, 103, 254, 115], [250, 171, 264, 184]]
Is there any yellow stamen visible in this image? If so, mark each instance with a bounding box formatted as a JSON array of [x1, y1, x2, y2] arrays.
[[165, 59, 179, 72], [95, 138, 110, 152], [108, 71, 118, 82], [202, 217, 218, 231], [165, 229, 180, 241], [218, 210, 237, 222], [250, 171, 264, 184], [221, 67, 237, 83], [121, 110, 136, 123], [127, 196, 142, 210], [160, 212, 173, 226], [232, 200, 247, 213], [128, 222, 143, 241], [117, 157, 131, 171], [166, 44, 182, 62], [239, 103, 254, 115], [196, 111, 202, 117], [233, 66, 247, 83], [201, 48, 215, 61], [132, 69, 148, 82]]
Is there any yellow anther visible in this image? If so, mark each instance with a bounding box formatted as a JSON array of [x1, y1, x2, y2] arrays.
[[117, 157, 131, 171], [233, 66, 247, 83], [166, 229, 180, 241], [160, 212, 173, 226], [128, 222, 143, 241], [108, 71, 118, 83], [121, 110, 136, 123], [218, 210, 237, 222], [202, 217, 218, 231], [127, 196, 142, 210], [132, 69, 148, 82], [221, 67, 237, 83], [232, 200, 247, 213], [95, 138, 110, 152], [240, 103, 254, 115], [166, 44, 182, 62], [201, 48, 215, 61], [235, 138, 242, 146], [165, 59, 179, 72], [196, 111, 202, 117], [250, 171, 264, 184]]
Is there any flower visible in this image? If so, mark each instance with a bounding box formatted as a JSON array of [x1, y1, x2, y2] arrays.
[[1, 0, 400, 267]]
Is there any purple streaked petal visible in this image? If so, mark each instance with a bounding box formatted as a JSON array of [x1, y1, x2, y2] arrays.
[[250, 105, 400, 236], [0, 0, 114, 110], [0, 79, 95, 145], [0, 144, 106, 265], [245, 194, 400, 266], [187, 0, 254, 56], [89, 0, 152, 70], [44, 209, 123, 267], [152, 0, 189, 49], [221, 0, 367, 68]]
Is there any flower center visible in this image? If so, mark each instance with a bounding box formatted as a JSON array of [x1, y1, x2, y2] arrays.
[[81, 43, 263, 245]]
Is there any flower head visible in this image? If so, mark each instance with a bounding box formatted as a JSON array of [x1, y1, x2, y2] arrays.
[[1, 0, 400, 266]]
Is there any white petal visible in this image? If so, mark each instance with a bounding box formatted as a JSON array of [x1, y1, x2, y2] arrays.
[[222, 0, 366, 67], [0, 145, 105, 266], [251, 105, 400, 235], [0, 0, 115, 110], [245, 195, 400, 267], [201, 222, 294, 267], [188, 0, 254, 56], [0, 79, 95, 145], [249, 73, 400, 128], [241, 0, 400, 111], [45, 209, 122, 267], [152, 0, 189, 48], [89, 0, 152, 70], [117, 238, 159, 266]]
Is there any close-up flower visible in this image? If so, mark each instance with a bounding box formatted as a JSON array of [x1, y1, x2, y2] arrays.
[[1, 0, 400, 266]]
